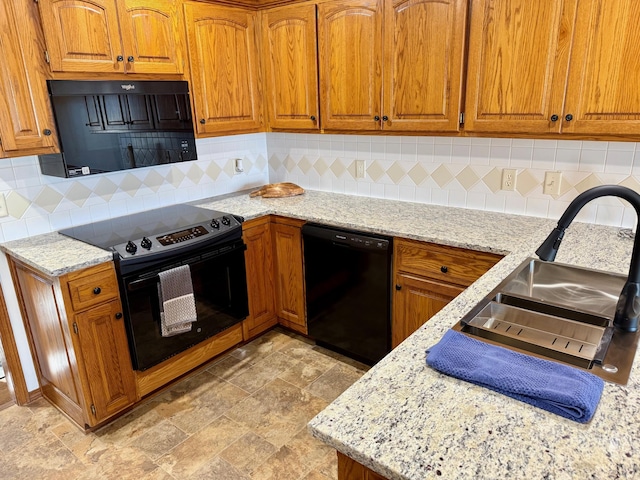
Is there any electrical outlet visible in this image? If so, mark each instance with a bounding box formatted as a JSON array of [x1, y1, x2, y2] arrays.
[[501, 168, 517, 191], [355, 160, 366, 179], [0, 193, 7, 218], [544, 171, 562, 195]]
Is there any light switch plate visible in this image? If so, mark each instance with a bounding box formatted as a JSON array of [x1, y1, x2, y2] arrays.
[[544, 171, 562, 195], [0, 193, 7, 218], [234, 158, 243, 174], [501, 168, 517, 191], [355, 160, 366, 179]]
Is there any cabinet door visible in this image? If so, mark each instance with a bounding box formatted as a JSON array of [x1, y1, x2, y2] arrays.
[[318, 0, 383, 131], [0, 0, 57, 154], [151, 94, 193, 131], [383, 0, 467, 132], [100, 95, 154, 130], [562, 0, 640, 135], [272, 220, 306, 333], [392, 273, 463, 348], [38, 0, 125, 73], [262, 4, 320, 130], [243, 218, 277, 339], [74, 300, 137, 425], [118, 0, 185, 74], [184, 3, 262, 134], [464, 0, 577, 134]]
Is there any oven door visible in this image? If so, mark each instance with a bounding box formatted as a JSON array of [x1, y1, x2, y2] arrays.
[[120, 239, 248, 370]]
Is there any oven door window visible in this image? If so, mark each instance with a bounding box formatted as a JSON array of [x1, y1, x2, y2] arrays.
[[122, 245, 248, 370]]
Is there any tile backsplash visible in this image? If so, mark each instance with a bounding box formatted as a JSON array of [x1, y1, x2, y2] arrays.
[[268, 133, 640, 230], [2, 132, 640, 243]]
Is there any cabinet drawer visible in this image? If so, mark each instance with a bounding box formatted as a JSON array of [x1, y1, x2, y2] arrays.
[[67, 268, 119, 311], [394, 239, 502, 287]]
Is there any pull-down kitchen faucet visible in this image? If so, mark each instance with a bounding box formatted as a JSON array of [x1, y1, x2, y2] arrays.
[[536, 185, 640, 332]]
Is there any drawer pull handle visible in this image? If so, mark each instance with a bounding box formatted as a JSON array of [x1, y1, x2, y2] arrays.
[[115, 312, 123, 320], [395, 284, 402, 291], [440, 266, 448, 273], [93, 287, 101, 295]]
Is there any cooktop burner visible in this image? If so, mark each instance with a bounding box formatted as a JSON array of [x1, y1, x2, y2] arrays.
[[59, 203, 242, 263]]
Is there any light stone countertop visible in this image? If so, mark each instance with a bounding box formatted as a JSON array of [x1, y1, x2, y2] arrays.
[[2, 190, 638, 479]]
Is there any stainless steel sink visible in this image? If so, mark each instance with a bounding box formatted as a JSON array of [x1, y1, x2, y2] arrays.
[[454, 258, 639, 384]]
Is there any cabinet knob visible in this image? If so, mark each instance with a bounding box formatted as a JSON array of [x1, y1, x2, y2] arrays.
[[550, 114, 559, 122], [200, 119, 206, 124], [117, 55, 124, 62], [374, 116, 380, 122], [382, 115, 389, 122], [440, 265, 448, 273], [115, 312, 123, 320], [93, 287, 101, 295], [310, 115, 316, 121], [127, 56, 135, 62], [395, 284, 402, 291], [565, 114, 573, 122], [43, 129, 52, 136]]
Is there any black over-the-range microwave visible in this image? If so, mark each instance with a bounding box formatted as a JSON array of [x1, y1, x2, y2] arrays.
[[39, 80, 198, 178]]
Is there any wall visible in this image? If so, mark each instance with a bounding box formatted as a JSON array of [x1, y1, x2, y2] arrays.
[[268, 133, 640, 229], [0, 133, 268, 391]]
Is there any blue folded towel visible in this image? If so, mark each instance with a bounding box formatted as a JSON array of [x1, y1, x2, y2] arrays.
[[426, 330, 604, 423]]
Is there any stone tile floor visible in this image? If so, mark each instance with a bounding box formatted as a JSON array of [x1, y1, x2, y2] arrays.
[[0, 328, 369, 479]]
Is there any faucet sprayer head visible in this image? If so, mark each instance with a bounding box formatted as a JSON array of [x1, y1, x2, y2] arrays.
[[535, 227, 565, 262]]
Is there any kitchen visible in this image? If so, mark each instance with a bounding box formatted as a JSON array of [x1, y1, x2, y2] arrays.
[[0, 0, 639, 479]]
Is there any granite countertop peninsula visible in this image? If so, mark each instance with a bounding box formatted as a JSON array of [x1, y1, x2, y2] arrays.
[[2, 191, 639, 479]]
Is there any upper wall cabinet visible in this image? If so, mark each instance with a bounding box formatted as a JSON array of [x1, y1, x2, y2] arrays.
[[38, 0, 185, 74], [464, 0, 576, 134], [318, 0, 466, 132], [0, 0, 57, 156], [562, 0, 640, 136], [262, 4, 319, 131], [184, 2, 262, 135]]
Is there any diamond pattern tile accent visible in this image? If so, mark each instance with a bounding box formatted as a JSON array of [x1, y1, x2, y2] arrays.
[[32, 186, 64, 214], [456, 166, 481, 190], [206, 162, 222, 180], [223, 159, 236, 178], [515, 169, 539, 196], [186, 164, 204, 184], [408, 164, 429, 185], [431, 164, 454, 188], [620, 176, 640, 193], [330, 159, 346, 177], [314, 158, 328, 176], [482, 167, 502, 194], [243, 157, 254, 173], [120, 173, 143, 197], [144, 170, 165, 193], [94, 177, 118, 201], [386, 162, 406, 184], [367, 160, 386, 182], [255, 154, 267, 171], [166, 167, 186, 187], [575, 173, 602, 193], [284, 155, 297, 173], [346, 160, 357, 179], [269, 153, 282, 171], [65, 182, 93, 207], [298, 156, 313, 175]]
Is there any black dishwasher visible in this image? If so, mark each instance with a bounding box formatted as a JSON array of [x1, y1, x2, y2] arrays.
[[302, 224, 392, 365]]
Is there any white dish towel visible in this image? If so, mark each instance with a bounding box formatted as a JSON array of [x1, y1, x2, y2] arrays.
[[157, 264, 197, 337]]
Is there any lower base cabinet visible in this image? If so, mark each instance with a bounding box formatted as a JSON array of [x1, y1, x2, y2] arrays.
[[10, 259, 137, 429], [392, 238, 503, 347], [338, 452, 388, 480]]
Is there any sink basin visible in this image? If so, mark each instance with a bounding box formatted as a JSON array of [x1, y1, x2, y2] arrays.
[[454, 258, 639, 384]]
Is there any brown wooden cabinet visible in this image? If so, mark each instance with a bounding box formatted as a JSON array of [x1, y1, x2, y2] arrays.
[[318, 0, 466, 132], [392, 238, 502, 348], [338, 452, 388, 480], [272, 216, 306, 334], [0, 0, 57, 157], [38, 0, 185, 74], [184, 2, 262, 135], [10, 259, 137, 429], [242, 217, 278, 340], [262, 3, 320, 131]]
